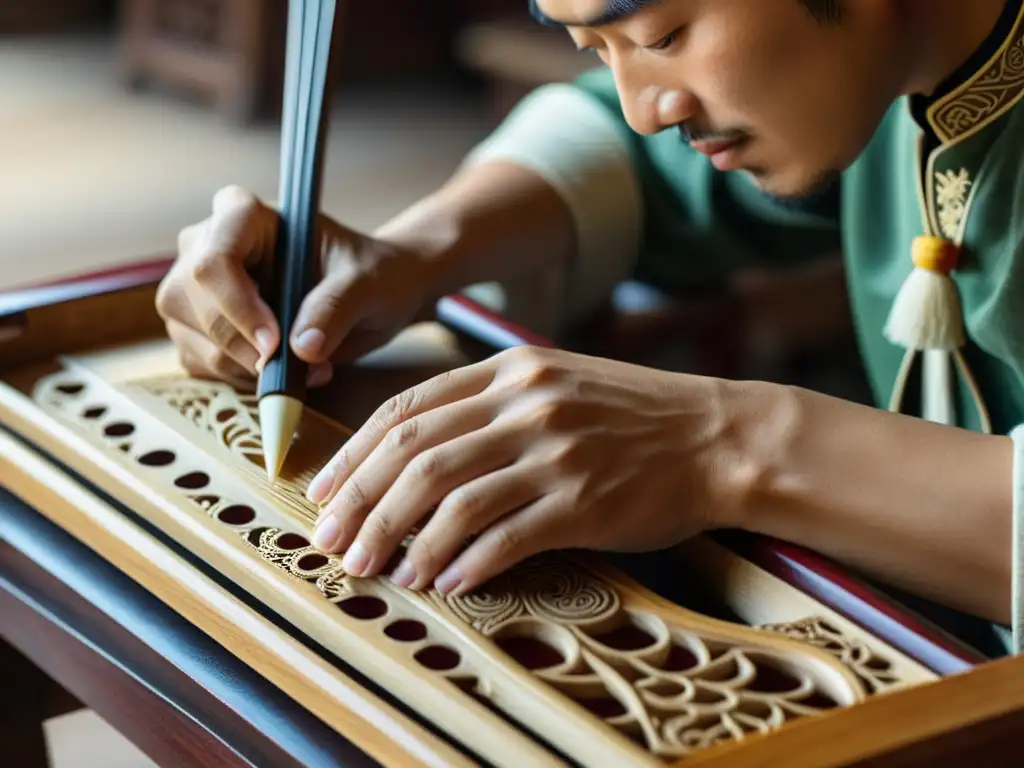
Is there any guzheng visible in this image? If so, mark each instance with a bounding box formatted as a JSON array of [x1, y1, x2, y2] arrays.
[[0, 262, 1022, 767]]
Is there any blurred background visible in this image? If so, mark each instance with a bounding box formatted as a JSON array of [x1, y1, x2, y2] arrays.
[[0, 0, 585, 288], [0, 0, 871, 394]]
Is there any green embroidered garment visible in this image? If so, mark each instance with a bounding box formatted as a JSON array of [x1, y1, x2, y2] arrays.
[[464, 0, 1024, 657], [570, 0, 1024, 437]]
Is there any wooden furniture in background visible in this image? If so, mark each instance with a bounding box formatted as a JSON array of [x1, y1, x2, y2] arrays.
[[117, 0, 280, 124], [114, 0, 514, 124], [0, 0, 112, 33], [454, 15, 593, 118]]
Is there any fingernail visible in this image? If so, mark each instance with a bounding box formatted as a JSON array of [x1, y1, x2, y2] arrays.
[[307, 363, 333, 388], [390, 558, 416, 589], [293, 328, 325, 357], [306, 465, 334, 504], [435, 565, 462, 595], [311, 515, 342, 551], [255, 327, 275, 358], [342, 542, 369, 576]]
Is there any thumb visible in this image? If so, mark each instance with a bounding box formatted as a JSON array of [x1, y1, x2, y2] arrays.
[[209, 185, 278, 265], [289, 265, 366, 364], [190, 188, 280, 364]]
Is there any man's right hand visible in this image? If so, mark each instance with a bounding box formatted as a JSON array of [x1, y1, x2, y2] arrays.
[[156, 185, 440, 390]]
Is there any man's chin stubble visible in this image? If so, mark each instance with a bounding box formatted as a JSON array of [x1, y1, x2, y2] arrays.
[[747, 167, 842, 210]]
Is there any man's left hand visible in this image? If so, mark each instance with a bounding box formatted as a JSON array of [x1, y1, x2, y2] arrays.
[[305, 345, 750, 596]]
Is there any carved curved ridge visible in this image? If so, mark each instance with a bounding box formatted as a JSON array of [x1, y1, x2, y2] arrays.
[[35, 370, 910, 761]]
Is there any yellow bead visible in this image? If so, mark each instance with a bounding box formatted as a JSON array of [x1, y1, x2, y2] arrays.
[[911, 235, 960, 274]]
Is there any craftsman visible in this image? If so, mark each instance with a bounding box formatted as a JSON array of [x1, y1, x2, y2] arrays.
[[155, 0, 1024, 656]]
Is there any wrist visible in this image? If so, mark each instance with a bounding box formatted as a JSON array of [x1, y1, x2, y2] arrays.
[[696, 378, 802, 533], [371, 191, 468, 300]]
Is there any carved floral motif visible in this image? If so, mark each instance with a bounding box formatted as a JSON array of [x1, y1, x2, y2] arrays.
[[435, 557, 858, 757], [37, 371, 914, 762], [762, 617, 901, 693]]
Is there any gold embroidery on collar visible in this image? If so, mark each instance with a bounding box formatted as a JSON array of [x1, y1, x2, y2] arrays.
[[927, 3, 1024, 144], [934, 168, 972, 239]]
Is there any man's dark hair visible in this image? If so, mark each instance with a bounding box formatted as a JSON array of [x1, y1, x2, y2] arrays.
[[801, 0, 845, 23], [529, 1, 846, 28]]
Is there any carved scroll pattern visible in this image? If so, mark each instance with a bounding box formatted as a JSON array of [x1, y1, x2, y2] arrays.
[[762, 618, 901, 693], [146, 380, 264, 463], [37, 372, 911, 762], [428, 558, 857, 756], [134, 376, 342, 527]]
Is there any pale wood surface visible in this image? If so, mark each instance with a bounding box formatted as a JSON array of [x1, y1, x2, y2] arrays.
[[0, 422, 475, 768], [0, 289, 1018, 766], [0, 329, 954, 766], [44, 709, 159, 768]]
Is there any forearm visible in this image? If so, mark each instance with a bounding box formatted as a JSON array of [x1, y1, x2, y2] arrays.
[[375, 83, 643, 333], [372, 160, 577, 296], [727, 382, 1013, 624]]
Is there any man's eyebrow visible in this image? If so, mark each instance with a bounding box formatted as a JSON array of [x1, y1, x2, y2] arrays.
[[529, 0, 662, 28]]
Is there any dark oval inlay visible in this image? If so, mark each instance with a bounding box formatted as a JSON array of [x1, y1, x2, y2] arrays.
[[494, 636, 564, 671], [589, 623, 657, 652], [800, 692, 839, 709], [174, 471, 210, 489], [246, 527, 272, 546], [337, 595, 388, 620], [138, 450, 175, 467], [216, 408, 237, 423], [747, 665, 803, 695], [104, 422, 135, 437], [384, 619, 428, 642], [576, 696, 627, 719], [275, 532, 309, 550], [296, 553, 329, 571], [217, 505, 256, 525], [662, 644, 699, 672], [414, 645, 461, 671], [57, 383, 84, 395], [82, 406, 107, 420]]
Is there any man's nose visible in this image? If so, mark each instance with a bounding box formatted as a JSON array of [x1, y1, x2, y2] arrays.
[[616, 70, 696, 135]]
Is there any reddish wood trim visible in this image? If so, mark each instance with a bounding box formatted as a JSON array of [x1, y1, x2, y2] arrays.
[[0, 258, 174, 318], [0, 489, 387, 768], [0, 260, 988, 676], [716, 532, 987, 673], [0, 544, 263, 768], [437, 294, 557, 349]]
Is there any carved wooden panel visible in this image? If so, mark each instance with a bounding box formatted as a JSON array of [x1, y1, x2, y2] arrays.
[[26, 341, 935, 765]]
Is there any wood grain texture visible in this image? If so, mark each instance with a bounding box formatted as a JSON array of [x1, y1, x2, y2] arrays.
[[0, 364, 565, 767], [0, 259, 995, 664], [715, 532, 987, 673], [0, 542, 265, 768], [0, 428, 478, 768], [2, 339, 950, 765], [0, 257, 1009, 766], [674, 652, 1024, 767]]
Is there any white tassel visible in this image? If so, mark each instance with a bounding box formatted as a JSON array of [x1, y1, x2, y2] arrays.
[[884, 235, 973, 428], [883, 236, 965, 351]]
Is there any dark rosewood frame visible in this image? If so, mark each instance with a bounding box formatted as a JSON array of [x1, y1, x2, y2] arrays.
[[0, 257, 986, 767]]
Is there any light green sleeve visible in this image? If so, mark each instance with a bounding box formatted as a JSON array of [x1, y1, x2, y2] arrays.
[[1007, 424, 1024, 654], [459, 66, 842, 336]]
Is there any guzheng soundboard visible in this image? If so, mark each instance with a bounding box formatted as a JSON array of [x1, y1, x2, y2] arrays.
[[1, 267, 1020, 767]]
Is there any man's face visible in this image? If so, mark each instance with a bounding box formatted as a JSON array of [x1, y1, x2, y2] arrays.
[[532, 0, 907, 200]]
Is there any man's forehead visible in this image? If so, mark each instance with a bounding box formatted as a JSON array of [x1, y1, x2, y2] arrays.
[[530, 0, 660, 28]]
